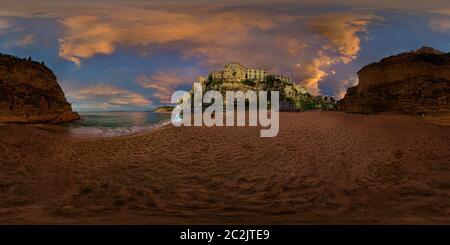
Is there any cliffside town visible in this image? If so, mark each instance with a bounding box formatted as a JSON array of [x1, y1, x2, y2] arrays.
[[193, 62, 337, 111]]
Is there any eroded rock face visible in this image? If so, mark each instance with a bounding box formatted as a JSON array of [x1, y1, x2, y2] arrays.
[[0, 54, 80, 123], [338, 47, 450, 114]]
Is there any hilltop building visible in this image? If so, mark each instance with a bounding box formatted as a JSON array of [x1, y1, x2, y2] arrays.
[[223, 62, 247, 82], [209, 62, 291, 84], [210, 62, 268, 82], [199, 62, 335, 111], [246, 68, 267, 81]]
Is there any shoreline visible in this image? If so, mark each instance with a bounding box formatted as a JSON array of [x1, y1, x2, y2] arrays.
[[3, 111, 448, 143], [1, 111, 448, 143]]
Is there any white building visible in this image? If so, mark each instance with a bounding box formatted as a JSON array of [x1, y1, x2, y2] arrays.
[[209, 62, 295, 87], [246, 68, 267, 81]]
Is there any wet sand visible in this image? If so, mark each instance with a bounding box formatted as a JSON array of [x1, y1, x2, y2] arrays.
[[0, 111, 450, 224]]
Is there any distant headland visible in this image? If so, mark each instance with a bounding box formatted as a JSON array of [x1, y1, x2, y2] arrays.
[[152, 106, 175, 113]]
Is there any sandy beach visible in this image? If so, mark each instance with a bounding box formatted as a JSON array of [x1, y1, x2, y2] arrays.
[[0, 111, 449, 224]]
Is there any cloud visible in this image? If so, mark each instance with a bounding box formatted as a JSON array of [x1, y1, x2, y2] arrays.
[[3, 34, 35, 48], [429, 18, 450, 32], [286, 13, 379, 94], [59, 16, 117, 66], [17, 34, 34, 46], [0, 17, 35, 47], [275, 37, 309, 56], [67, 84, 151, 108], [287, 12, 377, 95], [0, 3, 382, 100], [294, 53, 338, 94], [0, 18, 13, 30], [136, 68, 200, 103], [334, 77, 359, 99], [54, 7, 378, 95], [57, 9, 275, 67], [311, 13, 381, 64]]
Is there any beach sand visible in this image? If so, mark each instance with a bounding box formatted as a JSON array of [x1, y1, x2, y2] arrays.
[[0, 111, 450, 224]]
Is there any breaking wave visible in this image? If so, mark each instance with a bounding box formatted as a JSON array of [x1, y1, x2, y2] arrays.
[[70, 120, 172, 138]]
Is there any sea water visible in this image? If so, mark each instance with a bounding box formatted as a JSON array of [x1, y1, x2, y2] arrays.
[[68, 111, 171, 138]]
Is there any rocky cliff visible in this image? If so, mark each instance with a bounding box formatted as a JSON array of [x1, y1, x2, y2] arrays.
[[338, 47, 450, 114], [0, 54, 80, 123]]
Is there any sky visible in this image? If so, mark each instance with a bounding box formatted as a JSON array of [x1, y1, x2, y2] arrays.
[[0, 0, 449, 111]]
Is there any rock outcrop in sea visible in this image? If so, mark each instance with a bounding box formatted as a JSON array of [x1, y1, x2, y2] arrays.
[[0, 54, 80, 123], [338, 47, 450, 114], [152, 106, 174, 113]]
